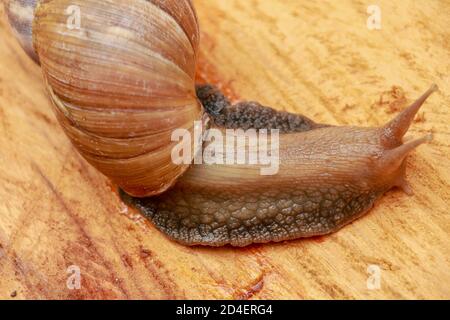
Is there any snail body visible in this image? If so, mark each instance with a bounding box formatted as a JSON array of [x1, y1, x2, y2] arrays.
[[124, 85, 436, 246], [5, 0, 436, 246]]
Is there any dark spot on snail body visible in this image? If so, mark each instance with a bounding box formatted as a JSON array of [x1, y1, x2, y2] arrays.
[[196, 84, 322, 133], [123, 85, 437, 247]]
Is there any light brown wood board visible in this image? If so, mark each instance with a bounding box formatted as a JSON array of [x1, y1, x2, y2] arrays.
[[0, 0, 449, 299]]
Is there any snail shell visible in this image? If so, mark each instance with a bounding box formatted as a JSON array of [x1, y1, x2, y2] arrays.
[[12, 0, 204, 197]]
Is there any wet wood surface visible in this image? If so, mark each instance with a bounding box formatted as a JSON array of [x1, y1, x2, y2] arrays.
[[0, 0, 449, 299]]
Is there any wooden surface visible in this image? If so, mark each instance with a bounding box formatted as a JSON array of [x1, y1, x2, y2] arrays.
[[0, 0, 449, 299]]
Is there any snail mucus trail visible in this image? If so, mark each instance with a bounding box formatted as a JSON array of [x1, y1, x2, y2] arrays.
[[4, 0, 438, 247]]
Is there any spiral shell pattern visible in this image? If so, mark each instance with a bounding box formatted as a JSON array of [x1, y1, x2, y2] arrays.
[[31, 0, 202, 196]]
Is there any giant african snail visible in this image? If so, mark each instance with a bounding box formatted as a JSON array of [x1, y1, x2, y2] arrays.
[[5, 0, 437, 246]]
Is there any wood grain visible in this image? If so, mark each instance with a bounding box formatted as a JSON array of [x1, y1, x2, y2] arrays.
[[0, 0, 449, 299]]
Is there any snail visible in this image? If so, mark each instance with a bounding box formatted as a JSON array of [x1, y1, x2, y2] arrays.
[[5, 0, 437, 246]]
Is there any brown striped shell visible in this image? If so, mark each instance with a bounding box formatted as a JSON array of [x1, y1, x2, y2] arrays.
[[8, 0, 204, 197]]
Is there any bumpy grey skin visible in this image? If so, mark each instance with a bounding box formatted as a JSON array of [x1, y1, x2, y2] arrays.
[[196, 84, 321, 133], [121, 186, 384, 247]]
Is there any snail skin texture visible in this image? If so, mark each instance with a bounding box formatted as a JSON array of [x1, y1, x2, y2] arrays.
[[5, 0, 437, 246]]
